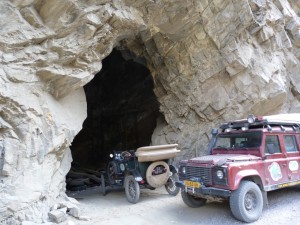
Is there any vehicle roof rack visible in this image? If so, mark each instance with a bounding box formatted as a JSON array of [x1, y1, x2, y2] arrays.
[[220, 114, 300, 131]]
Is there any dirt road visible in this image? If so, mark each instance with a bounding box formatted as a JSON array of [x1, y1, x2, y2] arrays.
[[68, 186, 300, 225]]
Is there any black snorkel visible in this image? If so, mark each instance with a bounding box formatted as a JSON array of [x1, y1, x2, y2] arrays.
[[207, 128, 218, 155]]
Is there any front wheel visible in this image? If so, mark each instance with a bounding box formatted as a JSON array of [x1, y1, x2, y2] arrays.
[[181, 191, 207, 208], [107, 161, 118, 185], [165, 173, 180, 196], [124, 175, 140, 204], [229, 181, 263, 223]]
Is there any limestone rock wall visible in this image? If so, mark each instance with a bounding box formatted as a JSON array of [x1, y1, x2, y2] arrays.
[[127, 0, 300, 159], [0, 0, 300, 224]]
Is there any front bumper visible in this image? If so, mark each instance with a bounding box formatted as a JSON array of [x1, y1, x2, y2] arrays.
[[175, 181, 231, 198]]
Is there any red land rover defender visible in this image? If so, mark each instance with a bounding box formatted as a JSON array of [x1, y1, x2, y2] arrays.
[[176, 114, 300, 223]]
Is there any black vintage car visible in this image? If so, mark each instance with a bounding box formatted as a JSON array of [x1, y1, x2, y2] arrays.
[[103, 144, 180, 203]]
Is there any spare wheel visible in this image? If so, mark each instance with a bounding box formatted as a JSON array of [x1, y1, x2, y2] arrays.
[[146, 161, 170, 188]]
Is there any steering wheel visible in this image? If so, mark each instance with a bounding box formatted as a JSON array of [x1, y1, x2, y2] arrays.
[[121, 151, 132, 160]]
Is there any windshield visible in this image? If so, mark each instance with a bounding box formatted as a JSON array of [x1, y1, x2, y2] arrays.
[[214, 131, 262, 149]]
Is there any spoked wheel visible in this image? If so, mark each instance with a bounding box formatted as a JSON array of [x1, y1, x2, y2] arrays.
[[165, 172, 180, 196], [107, 161, 118, 185], [230, 181, 263, 223], [124, 175, 140, 204]]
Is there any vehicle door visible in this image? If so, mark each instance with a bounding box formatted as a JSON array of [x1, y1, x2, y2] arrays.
[[263, 134, 289, 189], [283, 134, 300, 182]]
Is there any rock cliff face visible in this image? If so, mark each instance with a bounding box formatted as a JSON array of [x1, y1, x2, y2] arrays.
[[1, 0, 300, 223]]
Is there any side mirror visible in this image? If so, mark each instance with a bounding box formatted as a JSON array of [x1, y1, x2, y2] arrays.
[[266, 144, 275, 154]]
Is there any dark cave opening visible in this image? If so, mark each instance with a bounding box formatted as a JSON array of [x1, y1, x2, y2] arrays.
[[67, 49, 161, 190]]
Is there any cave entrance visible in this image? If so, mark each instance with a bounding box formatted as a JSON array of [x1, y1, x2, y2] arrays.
[[67, 48, 161, 191]]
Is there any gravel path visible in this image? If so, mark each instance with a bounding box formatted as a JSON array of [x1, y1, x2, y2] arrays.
[[67, 185, 300, 225]]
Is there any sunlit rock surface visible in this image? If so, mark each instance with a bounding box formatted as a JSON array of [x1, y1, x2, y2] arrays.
[[1, 0, 300, 223]]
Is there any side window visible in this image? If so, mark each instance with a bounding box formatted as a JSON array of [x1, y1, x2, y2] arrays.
[[265, 135, 281, 154], [284, 135, 298, 152]]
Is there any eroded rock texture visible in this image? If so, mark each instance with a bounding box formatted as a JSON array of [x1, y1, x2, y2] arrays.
[[1, 0, 300, 223]]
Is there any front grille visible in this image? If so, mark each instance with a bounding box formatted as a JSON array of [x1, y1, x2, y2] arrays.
[[186, 166, 211, 184]]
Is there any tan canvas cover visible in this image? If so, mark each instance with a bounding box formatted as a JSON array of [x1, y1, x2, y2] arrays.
[[263, 113, 300, 124], [135, 144, 180, 162]]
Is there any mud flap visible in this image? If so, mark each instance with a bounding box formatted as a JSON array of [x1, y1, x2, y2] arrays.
[[262, 191, 268, 208], [169, 165, 178, 174]]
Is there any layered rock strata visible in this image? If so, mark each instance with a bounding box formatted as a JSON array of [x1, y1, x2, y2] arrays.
[[1, 0, 300, 223]]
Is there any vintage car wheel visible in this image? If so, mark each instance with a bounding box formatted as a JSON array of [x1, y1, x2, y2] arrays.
[[107, 161, 118, 185], [165, 172, 180, 196], [100, 173, 106, 196], [124, 175, 140, 204], [229, 180, 263, 223], [181, 191, 207, 208]]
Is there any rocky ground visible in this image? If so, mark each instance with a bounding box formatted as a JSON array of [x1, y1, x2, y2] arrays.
[[65, 185, 300, 225]]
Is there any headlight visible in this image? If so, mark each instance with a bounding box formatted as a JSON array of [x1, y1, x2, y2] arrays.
[[182, 166, 186, 174], [214, 167, 228, 185], [216, 170, 224, 179]]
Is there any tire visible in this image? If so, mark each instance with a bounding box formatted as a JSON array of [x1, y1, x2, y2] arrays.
[[100, 173, 106, 196], [146, 161, 170, 188], [165, 173, 180, 196], [107, 161, 118, 185], [181, 191, 207, 208], [229, 181, 263, 223], [124, 175, 140, 204]]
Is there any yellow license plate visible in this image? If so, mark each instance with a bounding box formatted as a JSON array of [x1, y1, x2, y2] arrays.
[[184, 180, 201, 188]]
